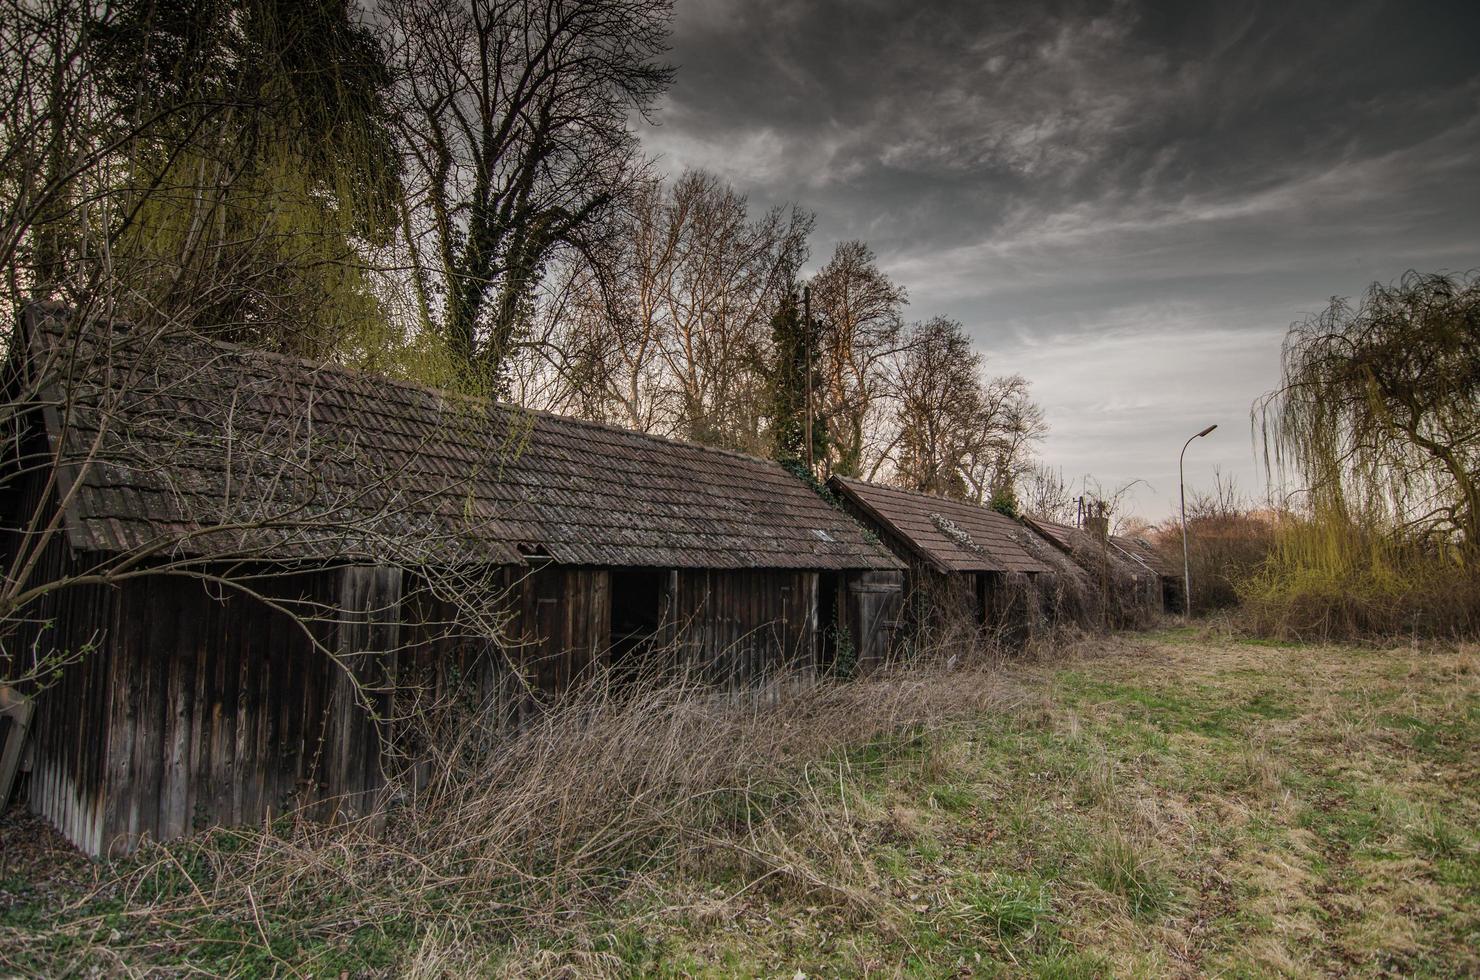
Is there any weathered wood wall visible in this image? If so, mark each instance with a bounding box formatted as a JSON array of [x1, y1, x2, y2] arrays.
[[23, 558, 883, 855], [394, 563, 611, 733], [662, 568, 818, 685], [845, 570, 904, 670], [831, 494, 981, 646], [5, 465, 119, 855], [99, 571, 344, 855]]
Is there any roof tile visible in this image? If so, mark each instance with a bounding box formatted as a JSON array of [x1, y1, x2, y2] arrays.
[[829, 476, 1049, 574], [29, 310, 899, 572]]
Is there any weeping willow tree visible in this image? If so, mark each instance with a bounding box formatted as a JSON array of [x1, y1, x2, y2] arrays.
[[1260, 271, 1480, 549], [77, 0, 402, 358], [1247, 271, 1480, 638]]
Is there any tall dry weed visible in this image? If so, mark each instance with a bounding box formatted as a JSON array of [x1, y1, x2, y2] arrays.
[[15, 638, 1032, 974]]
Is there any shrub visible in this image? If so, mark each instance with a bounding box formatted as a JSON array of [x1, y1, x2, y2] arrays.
[[1237, 512, 1480, 642]]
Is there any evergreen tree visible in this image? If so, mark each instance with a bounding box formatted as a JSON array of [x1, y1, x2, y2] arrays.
[[765, 290, 829, 467], [989, 483, 1019, 518]]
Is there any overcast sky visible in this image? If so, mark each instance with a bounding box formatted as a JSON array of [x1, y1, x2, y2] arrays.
[[637, 0, 1480, 521]]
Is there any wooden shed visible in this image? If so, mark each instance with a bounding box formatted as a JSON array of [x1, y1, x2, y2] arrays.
[[1, 306, 902, 855], [826, 476, 1051, 644], [1023, 517, 1183, 616], [1019, 516, 1161, 624], [1109, 532, 1184, 614]]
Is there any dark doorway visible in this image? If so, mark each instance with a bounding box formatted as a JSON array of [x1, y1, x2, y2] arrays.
[[816, 571, 841, 674], [610, 569, 667, 682], [1163, 578, 1185, 615]]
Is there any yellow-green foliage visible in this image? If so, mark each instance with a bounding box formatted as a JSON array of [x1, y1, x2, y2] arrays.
[[74, 0, 409, 365], [1244, 271, 1480, 640], [110, 107, 395, 351], [1238, 508, 1480, 641]]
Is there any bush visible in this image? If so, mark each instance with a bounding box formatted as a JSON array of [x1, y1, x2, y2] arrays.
[[1149, 478, 1276, 616], [1237, 513, 1480, 642]]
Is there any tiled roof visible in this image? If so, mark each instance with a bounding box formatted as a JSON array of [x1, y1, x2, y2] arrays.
[[1023, 517, 1175, 580], [1112, 534, 1180, 578], [22, 307, 900, 571], [1022, 517, 1080, 556], [828, 476, 1050, 575]]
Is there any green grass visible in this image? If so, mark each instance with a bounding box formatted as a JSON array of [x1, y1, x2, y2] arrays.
[[3, 633, 1477, 976]]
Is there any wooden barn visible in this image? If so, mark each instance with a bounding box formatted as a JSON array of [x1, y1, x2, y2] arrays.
[[0, 306, 902, 856], [1023, 516, 1183, 616], [1108, 531, 1184, 614], [826, 476, 1051, 643]]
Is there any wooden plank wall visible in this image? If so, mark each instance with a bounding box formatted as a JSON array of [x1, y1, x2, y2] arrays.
[[319, 565, 403, 823], [33, 565, 417, 855], [25, 560, 839, 855], [19, 568, 115, 856], [662, 569, 817, 687], [396, 564, 610, 722], [844, 570, 904, 671], [521, 564, 611, 702], [989, 571, 1038, 648], [96, 571, 341, 854], [7, 468, 118, 855]]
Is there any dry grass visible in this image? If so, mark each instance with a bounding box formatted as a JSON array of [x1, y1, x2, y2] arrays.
[[0, 644, 1031, 976], [3, 628, 1478, 977]]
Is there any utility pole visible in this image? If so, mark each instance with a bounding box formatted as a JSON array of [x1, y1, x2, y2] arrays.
[[803, 285, 814, 476]]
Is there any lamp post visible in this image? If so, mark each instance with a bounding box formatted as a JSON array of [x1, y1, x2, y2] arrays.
[[1180, 424, 1217, 620]]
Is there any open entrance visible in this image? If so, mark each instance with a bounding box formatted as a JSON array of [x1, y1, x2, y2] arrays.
[[816, 571, 841, 673], [609, 568, 667, 683], [1163, 577, 1185, 615], [975, 572, 991, 628]]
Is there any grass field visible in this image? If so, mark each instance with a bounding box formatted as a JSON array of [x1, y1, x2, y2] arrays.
[[3, 629, 1478, 977]]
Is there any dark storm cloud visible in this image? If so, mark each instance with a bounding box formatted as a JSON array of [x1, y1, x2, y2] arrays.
[[648, 0, 1478, 256], [639, 0, 1480, 516]]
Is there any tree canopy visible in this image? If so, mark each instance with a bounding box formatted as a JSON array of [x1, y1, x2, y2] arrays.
[[1259, 271, 1480, 550]]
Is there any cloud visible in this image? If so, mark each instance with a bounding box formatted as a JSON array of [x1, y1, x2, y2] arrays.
[[640, 0, 1480, 517]]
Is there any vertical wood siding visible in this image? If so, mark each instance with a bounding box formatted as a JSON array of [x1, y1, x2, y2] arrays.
[[845, 570, 904, 671], [663, 569, 818, 687], [26, 559, 868, 855], [7, 466, 117, 855]]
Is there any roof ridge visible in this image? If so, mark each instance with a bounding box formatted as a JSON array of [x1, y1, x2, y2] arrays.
[[834, 474, 1007, 515]]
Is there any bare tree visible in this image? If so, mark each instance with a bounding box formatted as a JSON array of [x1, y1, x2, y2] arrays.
[[1020, 464, 1077, 524], [881, 317, 1045, 501], [382, 0, 674, 392], [650, 173, 809, 450], [958, 373, 1047, 505], [884, 317, 982, 497], [529, 170, 811, 452], [2, 0, 131, 313], [807, 241, 908, 477]]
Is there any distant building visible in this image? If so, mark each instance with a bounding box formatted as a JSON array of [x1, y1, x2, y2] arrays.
[[1023, 516, 1182, 618], [826, 476, 1052, 644]]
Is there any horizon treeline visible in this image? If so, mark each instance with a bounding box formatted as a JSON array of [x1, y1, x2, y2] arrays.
[[1, 0, 1048, 506]]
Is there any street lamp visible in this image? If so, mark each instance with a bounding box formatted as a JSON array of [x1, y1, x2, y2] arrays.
[[1180, 424, 1217, 620]]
